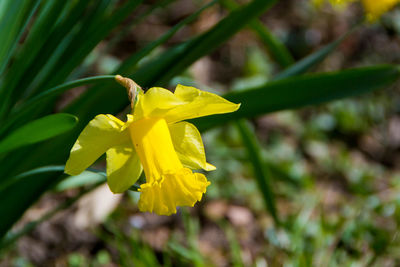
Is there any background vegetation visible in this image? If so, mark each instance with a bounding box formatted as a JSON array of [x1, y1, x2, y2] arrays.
[[1, 0, 400, 266]]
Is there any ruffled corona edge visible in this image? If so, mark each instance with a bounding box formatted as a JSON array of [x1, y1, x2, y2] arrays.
[[138, 168, 210, 215]]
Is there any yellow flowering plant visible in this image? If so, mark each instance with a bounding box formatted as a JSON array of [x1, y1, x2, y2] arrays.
[[362, 0, 400, 20], [314, 0, 400, 20], [65, 76, 240, 215]]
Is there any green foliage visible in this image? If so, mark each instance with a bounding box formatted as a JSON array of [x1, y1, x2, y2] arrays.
[[0, 114, 77, 155], [236, 120, 279, 224], [0, 166, 65, 239], [194, 65, 400, 131], [0, 0, 400, 265]]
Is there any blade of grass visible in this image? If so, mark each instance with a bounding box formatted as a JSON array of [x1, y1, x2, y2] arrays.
[[250, 20, 294, 68], [221, 0, 295, 213], [222, 221, 245, 267], [181, 208, 204, 267], [236, 120, 279, 224]]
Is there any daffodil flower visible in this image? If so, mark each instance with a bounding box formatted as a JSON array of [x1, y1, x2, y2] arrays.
[[314, 0, 400, 20], [361, 0, 400, 21], [65, 80, 240, 215]]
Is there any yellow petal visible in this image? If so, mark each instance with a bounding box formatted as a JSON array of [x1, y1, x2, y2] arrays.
[[132, 85, 240, 123], [133, 87, 185, 121], [138, 168, 210, 215], [106, 143, 143, 193], [65, 114, 129, 175], [169, 122, 216, 171], [128, 117, 183, 181], [164, 85, 240, 123]]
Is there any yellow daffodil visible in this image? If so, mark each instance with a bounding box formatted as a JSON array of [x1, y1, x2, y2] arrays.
[[313, 0, 399, 20], [65, 77, 240, 215], [361, 0, 400, 21]]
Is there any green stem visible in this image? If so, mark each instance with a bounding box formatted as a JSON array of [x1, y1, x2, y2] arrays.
[[235, 119, 280, 225]]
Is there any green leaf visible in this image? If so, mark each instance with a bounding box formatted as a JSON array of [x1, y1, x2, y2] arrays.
[[2, 0, 92, 104], [249, 20, 294, 68], [0, 1, 69, 117], [235, 120, 279, 224], [0, 166, 65, 239], [66, 0, 278, 122], [194, 65, 400, 131], [221, 0, 294, 68], [1, 75, 115, 136], [0, 0, 40, 75], [0, 113, 78, 155], [0, 167, 104, 247], [136, 0, 278, 86], [103, 0, 176, 54], [55, 171, 106, 192], [274, 26, 356, 80], [117, 0, 218, 75], [0, 165, 65, 192], [0, 0, 143, 121], [34, 0, 143, 94]]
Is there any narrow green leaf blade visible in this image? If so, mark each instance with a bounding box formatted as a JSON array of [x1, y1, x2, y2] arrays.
[[0, 114, 78, 154], [0, 0, 68, 115], [118, 0, 218, 74], [0, 75, 115, 136], [221, 0, 294, 68], [236, 119, 279, 224], [194, 65, 400, 131], [274, 27, 355, 80], [55, 171, 106, 191], [139, 0, 278, 86], [0, 0, 40, 75]]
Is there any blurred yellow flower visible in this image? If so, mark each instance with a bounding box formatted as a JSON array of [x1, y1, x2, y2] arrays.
[[362, 0, 400, 20], [312, 0, 355, 9], [313, 0, 399, 20], [65, 79, 240, 215]]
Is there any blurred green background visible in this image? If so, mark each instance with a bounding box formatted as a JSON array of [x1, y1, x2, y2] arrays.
[[1, 0, 400, 266]]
